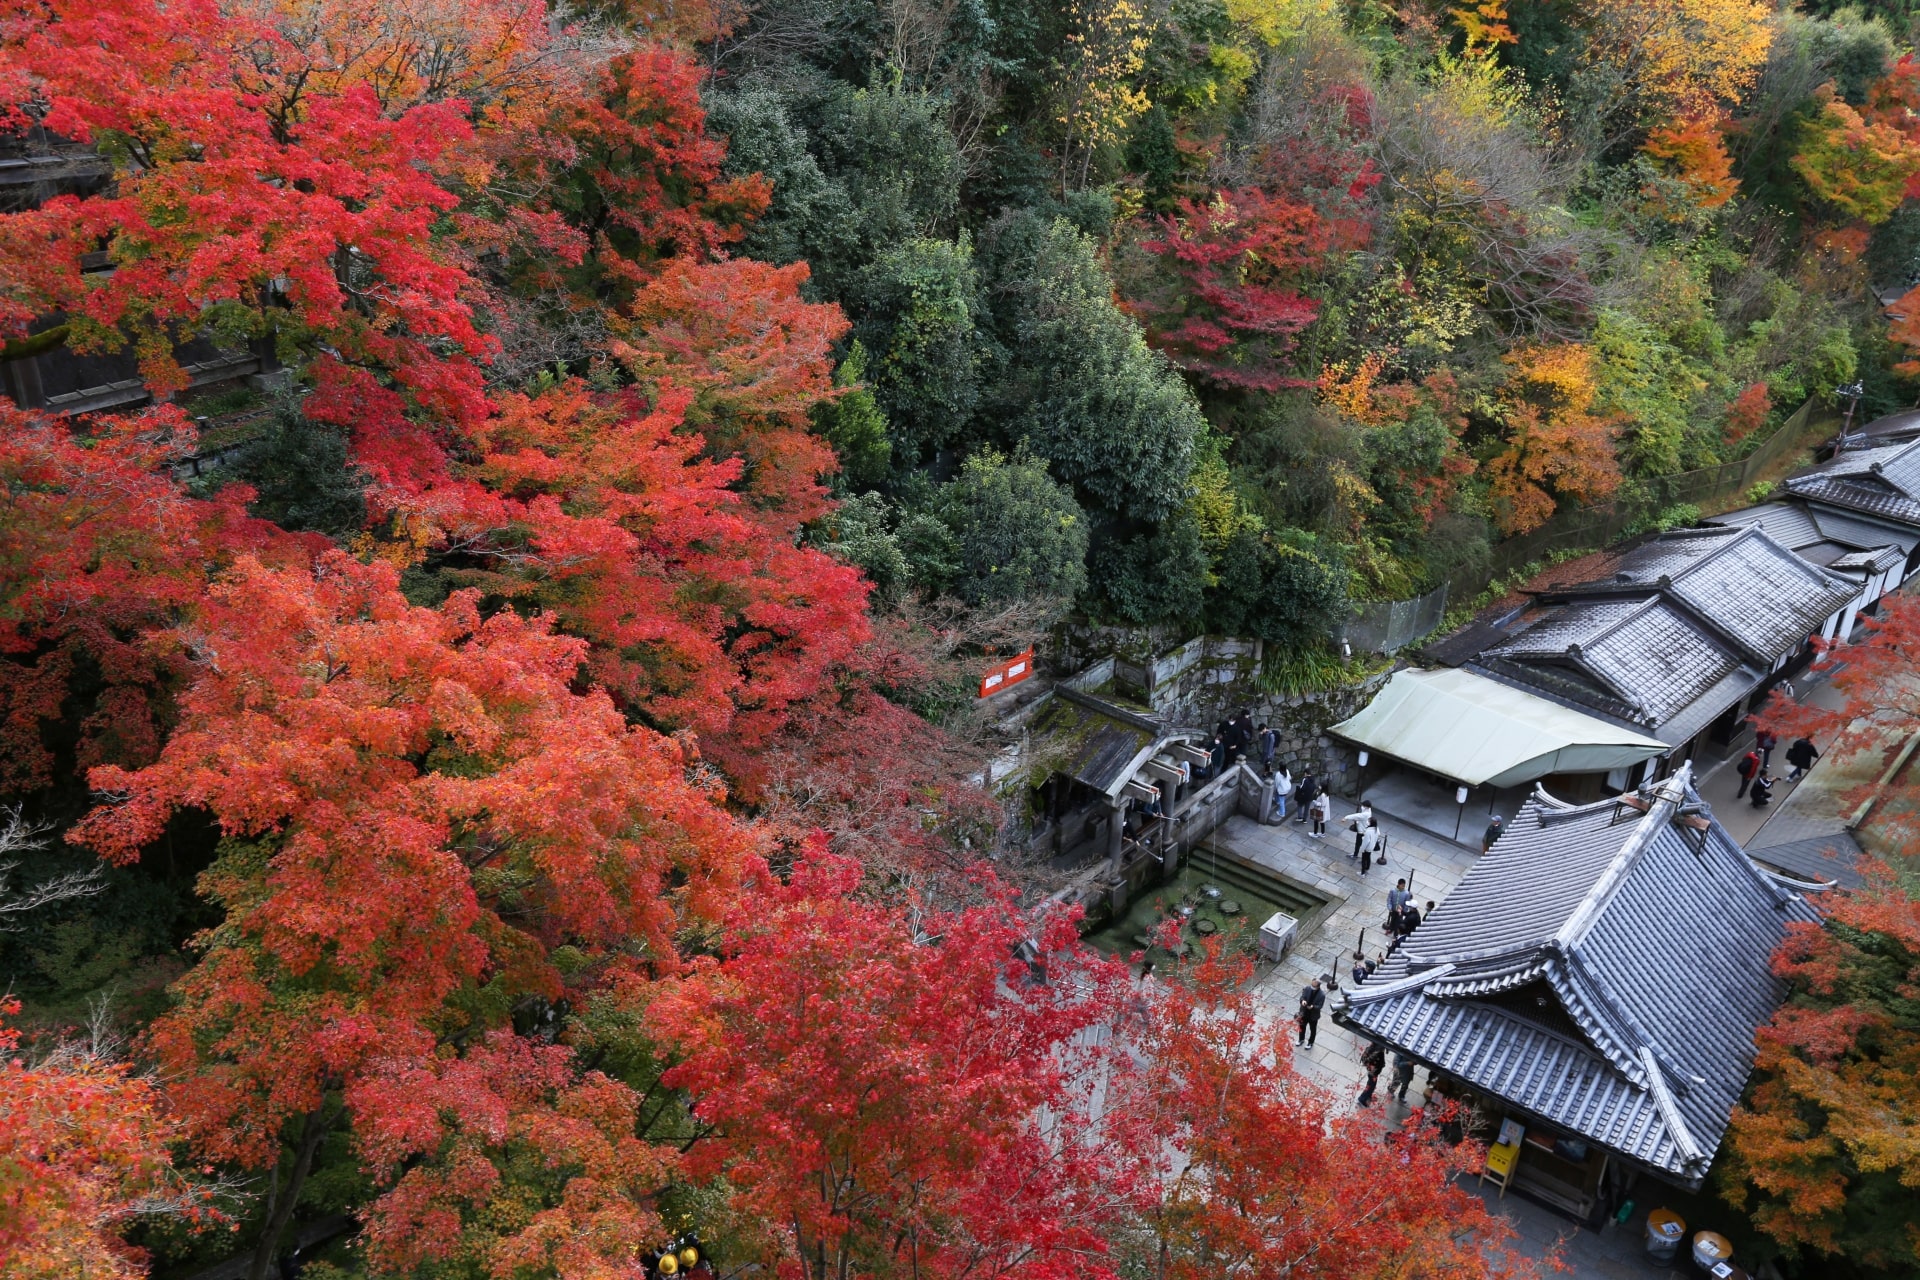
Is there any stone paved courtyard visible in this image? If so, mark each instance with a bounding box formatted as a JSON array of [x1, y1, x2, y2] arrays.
[[1205, 805, 1479, 1102]]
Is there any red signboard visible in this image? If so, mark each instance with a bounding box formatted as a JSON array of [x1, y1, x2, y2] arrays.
[[978, 648, 1035, 698]]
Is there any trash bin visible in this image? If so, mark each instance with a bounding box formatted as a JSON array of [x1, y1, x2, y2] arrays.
[[1646, 1208, 1686, 1262], [1692, 1231, 1733, 1273]]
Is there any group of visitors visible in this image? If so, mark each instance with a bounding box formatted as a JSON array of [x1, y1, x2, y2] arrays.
[[1270, 768, 1336, 835], [1385, 880, 1433, 951], [1298, 968, 1419, 1108], [1737, 733, 1820, 810]]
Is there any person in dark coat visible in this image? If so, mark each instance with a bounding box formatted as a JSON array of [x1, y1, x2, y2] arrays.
[[1358, 1040, 1387, 1107], [1390, 1052, 1417, 1104], [1786, 737, 1820, 781], [1294, 773, 1319, 823], [1296, 978, 1325, 1047], [1481, 815, 1503, 854], [1351, 950, 1370, 987], [1257, 724, 1278, 771], [1750, 772, 1776, 809]]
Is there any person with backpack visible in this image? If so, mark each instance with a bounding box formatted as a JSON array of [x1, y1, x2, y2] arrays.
[[1736, 748, 1761, 798], [1786, 737, 1820, 781]]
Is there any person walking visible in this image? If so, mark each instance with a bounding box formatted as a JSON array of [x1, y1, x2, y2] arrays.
[[1757, 729, 1779, 771], [1481, 814, 1504, 854], [1735, 747, 1761, 799], [1271, 766, 1294, 820], [1750, 771, 1776, 809], [1296, 978, 1325, 1047], [1358, 817, 1382, 875], [1294, 773, 1319, 823], [1390, 1052, 1417, 1104], [1786, 737, 1820, 781], [1358, 1040, 1387, 1107], [1309, 790, 1330, 837], [1258, 723, 1278, 772], [1339, 801, 1374, 860]]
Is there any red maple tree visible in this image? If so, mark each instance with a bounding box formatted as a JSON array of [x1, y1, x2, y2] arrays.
[[70, 550, 749, 1273], [654, 855, 1139, 1280], [1111, 948, 1539, 1279]]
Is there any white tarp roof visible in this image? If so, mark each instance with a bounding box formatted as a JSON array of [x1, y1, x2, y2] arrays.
[[1331, 667, 1668, 788]]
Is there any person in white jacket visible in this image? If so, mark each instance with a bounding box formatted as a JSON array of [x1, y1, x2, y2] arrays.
[[1338, 800, 1374, 861], [1270, 767, 1294, 820]]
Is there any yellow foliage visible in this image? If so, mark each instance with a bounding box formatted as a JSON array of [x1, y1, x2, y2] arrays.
[[1583, 0, 1775, 121], [1222, 0, 1339, 46], [1055, 0, 1152, 175], [1187, 450, 1263, 554]]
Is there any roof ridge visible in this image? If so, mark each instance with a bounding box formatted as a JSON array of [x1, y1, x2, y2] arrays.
[[1641, 1047, 1708, 1169], [1555, 767, 1689, 951]]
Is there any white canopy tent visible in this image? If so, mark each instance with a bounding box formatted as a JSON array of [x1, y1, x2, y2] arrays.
[[1331, 667, 1667, 788]]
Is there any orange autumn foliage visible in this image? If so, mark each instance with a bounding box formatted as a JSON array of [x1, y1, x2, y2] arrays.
[[1722, 380, 1770, 444], [1641, 114, 1739, 213], [0, 999, 223, 1280], [1485, 344, 1623, 535], [1792, 85, 1920, 225]]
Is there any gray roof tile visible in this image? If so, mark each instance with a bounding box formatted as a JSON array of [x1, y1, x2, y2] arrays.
[[1706, 502, 1822, 550], [1808, 508, 1920, 555], [1338, 770, 1818, 1184], [1482, 598, 1747, 727]]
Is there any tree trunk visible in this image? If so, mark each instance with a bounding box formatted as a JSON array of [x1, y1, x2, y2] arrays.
[[248, 1101, 336, 1280]]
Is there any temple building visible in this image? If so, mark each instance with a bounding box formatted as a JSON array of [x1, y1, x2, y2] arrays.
[[1335, 765, 1824, 1222], [1338, 525, 1857, 824]]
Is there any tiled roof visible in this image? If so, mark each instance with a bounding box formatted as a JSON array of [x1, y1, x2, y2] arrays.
[[1787, 473, 1920, 524], [1705, 502, 1822, 551], [1747, 832, 1866, 890], [1655, 530, 1855, 661], [1480, 597, 1749, 730], [1784, 442, 1920, 525], [1570, 527, 1856, 664], [1874, 437, 1920, 497], [1829, 545, 1905, 574], [1338, 769, 1819, 1184], [1808, 508, 1920, 555]]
